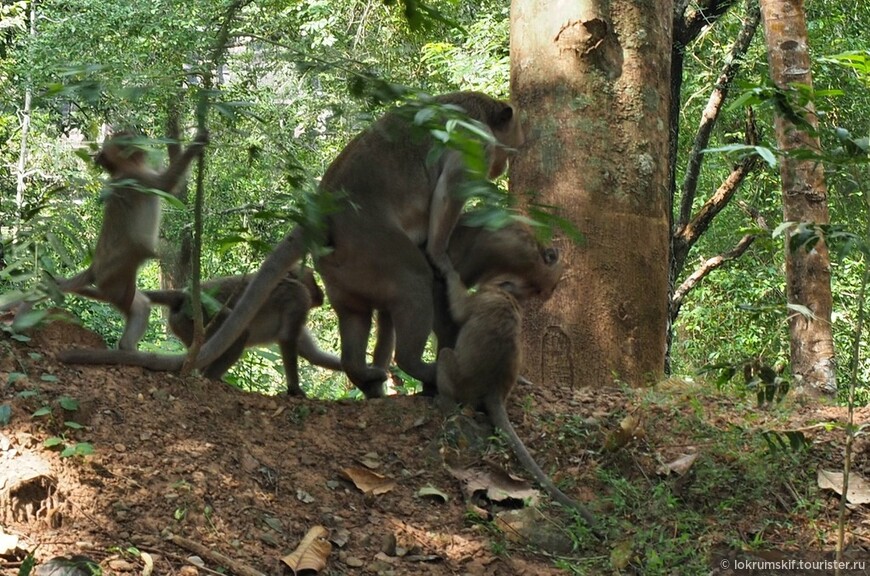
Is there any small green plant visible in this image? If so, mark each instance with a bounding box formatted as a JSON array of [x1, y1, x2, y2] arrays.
[[43, 432, 95, 458], [701, 357, 790, 406], [0, 404, 11, 426], [18, 549, 37, 576], [30, 394, 95, 458]]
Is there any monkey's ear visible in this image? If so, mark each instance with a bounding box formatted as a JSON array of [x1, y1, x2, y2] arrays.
[[94, 151, 112, 171], [495, 105, 514, 126]]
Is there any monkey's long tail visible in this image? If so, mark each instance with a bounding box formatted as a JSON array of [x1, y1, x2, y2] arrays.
[[298, 328, 343, 371], [486, 397, 603, 539], [143, 290, 187, 311], [194, 226, 307, 369], [57, 348, 185, 371]]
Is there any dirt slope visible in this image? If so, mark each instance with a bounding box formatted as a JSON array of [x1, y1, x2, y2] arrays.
[[1, 320, 603, 576], [3, 319, 870, 576]]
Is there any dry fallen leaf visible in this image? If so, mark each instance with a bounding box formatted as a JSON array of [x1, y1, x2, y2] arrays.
[[603, 414, 643, 452], [340, 466, 397, 495], [358, 452, 382, 469], [281, 525, 332, 575], [817, 469, 870, 504], [494, 508, 575, 554], [416, 486, 449, 503], [656, 453, 699, 477], [140, 551, 154, 576], [447, 464, 539, 506]]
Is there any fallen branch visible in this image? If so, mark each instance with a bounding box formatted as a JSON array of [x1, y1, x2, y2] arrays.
[[165, 532, 266, 576]]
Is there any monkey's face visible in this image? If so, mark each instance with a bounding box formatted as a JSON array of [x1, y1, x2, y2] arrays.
[[95, 132, 146, 174], [477, 220, 563, 300]]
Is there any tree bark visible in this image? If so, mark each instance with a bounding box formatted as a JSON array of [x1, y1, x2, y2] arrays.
[[159, 100, 193, 292], [759, 0, 836, 395], [510, 0, 672, 387]]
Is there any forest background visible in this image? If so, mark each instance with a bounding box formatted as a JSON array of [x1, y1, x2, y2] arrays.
[[0, 0, 868, 402]]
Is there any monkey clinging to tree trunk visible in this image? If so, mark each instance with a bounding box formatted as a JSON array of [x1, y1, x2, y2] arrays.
[[48, 128, 207, 349]]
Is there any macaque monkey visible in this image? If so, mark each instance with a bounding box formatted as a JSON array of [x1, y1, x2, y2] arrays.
[[193, 91, 524, 397], [58, 267, 341, 396], [59, 93, 523, 397], [40, 129, 207, 349], [370, 214, 564, 376], [436, 271, 599, 533]]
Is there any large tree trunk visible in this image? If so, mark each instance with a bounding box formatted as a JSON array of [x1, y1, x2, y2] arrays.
[[510, 0, 672, 387], [760, 0, 836, 395]]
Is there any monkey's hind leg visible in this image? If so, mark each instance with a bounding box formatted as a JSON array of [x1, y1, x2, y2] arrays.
[[435, 348, 462, 400], [337, 309, 388, 398], [278, 338, 305, 397], [119, 290, 151, 350]]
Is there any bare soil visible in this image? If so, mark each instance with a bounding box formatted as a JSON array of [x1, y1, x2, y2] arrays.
[[1, 318, 869, 575]]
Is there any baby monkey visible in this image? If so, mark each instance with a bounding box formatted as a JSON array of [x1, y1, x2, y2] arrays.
[[437, 270, 599, 533], [60, 266, 339, 396]]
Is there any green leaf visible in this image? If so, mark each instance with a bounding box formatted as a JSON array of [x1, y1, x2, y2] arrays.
[[44, 436, 64, 447], [32, 406, 52, 418], [753, 146, 777, 167], [772, 221, 796, 238], [11, 308, 49, 330], [58, 396, 79, 411], [64, 421, 85, 430], [40, 374, 58, 383], [74, 442, 95, 456], [0, 404, 11, 426], [8, 372, 26, 385], [19, 550, 36, 576]]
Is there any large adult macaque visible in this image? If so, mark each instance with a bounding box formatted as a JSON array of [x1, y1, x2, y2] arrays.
[[436, 271, 599, 533], [49, 129, 207, 349], [59, 266, 340, 396], [192, 91, 524, 397]]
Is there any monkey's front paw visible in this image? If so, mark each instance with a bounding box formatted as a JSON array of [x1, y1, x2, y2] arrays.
[[195, 129, 210, 146]]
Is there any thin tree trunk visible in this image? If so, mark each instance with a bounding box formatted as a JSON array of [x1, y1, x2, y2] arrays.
[[160, 99, 193, 292], [759, 0, 836, 395], [14, 0, 37, 240], [510, 0, 672, 388]]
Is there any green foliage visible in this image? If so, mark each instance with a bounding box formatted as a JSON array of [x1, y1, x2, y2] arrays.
[[18, 550, 37, 576], [0, 403, 11, 425], [671, 1, 870, 400], [1, 0, 864, 403]]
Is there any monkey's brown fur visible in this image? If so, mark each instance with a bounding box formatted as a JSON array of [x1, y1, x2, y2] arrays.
[[54, 129, 206, 349], [58, 267, 340, 396], [191, 91, 524, 397], [373, 214, 564, 372], [437, 271, 599, 532]]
